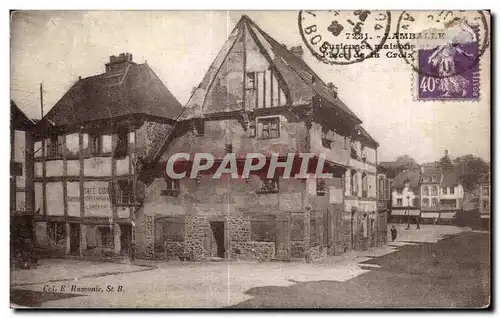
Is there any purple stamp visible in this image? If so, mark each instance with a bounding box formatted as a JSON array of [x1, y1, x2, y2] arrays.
[[395, 11, 489, 101], [417, 30, 480, 99]]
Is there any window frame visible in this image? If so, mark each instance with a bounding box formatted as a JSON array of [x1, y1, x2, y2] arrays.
[[482, 186, 489, 197], [316, 178, 326, 196], [11, 161, 23, 177], [162, 177, 180, 197], [422, 186, 429, 196], [114, 130, 129, 159], [46, 135, 62, 158], [90, 133, 103, 155], [257, 116, 280, 140], [483, 200, 490, 209], [257, 177, 279, 194], [116, 179, 134, 205], [431, 186, 438, 196]]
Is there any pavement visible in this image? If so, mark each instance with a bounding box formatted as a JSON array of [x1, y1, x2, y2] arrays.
[[11, 224, 487, 308]]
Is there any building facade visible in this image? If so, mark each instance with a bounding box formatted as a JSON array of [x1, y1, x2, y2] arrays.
[[420, 163, 442, 223], [478, 173, 490, 229], [136, 15, 386, 261], [390, 170, 421, 223], [420, 163, 464, 224], [33, 53, 182, 257], [11, 100, 36, 256]]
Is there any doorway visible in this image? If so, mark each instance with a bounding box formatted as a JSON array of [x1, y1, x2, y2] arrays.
[[69, 223, 80, 254], [120, 224, 132, 256], [209, 221, 225, 258]]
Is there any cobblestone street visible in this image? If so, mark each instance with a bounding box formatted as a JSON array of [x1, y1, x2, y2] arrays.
[[11, 224, 487, 308]]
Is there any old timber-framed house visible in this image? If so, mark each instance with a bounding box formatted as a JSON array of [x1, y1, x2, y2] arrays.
[[33, 53, 182, 257], [137, 15, 386, 261]]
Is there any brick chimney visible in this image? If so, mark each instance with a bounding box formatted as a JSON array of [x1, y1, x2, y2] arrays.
[[327, 82, 338, 98], [290, 45, 304, 58], [105, 53, 135, 73]]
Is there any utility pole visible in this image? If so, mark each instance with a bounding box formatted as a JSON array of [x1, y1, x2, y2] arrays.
[[40, 82, 44, 118]]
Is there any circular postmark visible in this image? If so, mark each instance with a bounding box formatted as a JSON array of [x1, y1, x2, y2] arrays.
[[396, 10, 490, 78], [298, 10, 391, 65]]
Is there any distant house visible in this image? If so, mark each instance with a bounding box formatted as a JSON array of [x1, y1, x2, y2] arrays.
[[478, 173, 490, 229], [439, 169, 465, 223], [420, 163, 465, 224], [420, 163, 442, 223], [390, 170, 421, 223]]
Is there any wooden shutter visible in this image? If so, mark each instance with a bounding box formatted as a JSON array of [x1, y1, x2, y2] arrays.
[[108, 181, 116, 205], [57, 135, 64, 156]]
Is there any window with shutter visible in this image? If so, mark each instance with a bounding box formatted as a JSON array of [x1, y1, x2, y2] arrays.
[[114, 180, 133, 205], [316, 179, 326, 196], [114, 130, 128, 159], [90, 134, 102, 154], [257, 117, 280, 140], [384, 179, 390, 200], [11, 162, 23, 176], [47, 136, 61, 158], [162, 177, 180, 197], [257, 177, 279, 194]]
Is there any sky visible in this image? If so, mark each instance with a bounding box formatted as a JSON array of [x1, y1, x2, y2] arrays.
[[10, 10, 491, 164]]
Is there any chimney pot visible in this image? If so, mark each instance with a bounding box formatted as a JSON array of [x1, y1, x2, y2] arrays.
[[327, 82, 338, 98], [290, 45, 304, 58]]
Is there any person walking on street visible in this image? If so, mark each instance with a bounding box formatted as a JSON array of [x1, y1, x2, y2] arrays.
[[416, 217, 421, 230], [390, 225, 398, 242]]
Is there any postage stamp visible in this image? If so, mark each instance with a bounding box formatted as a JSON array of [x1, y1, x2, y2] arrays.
[[395, 10, 490, 101]]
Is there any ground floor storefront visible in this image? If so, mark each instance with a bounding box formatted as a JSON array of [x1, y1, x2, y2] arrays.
[[34, 218, 133, 258], [11, 225, 485, 308], [134, 208, 388, 262]]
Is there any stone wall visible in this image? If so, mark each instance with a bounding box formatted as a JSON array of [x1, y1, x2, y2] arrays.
[[145, 215, 155, 259], [165, 241, 186, 260], [184, 213, 207, 260], [228, 213, 251, 242], [291, 241, 304, 258], [309, 245, 327, 261], [229, 241, 275, 261]]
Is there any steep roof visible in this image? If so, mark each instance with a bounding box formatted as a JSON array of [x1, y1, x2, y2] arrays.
[[11, 100, 37, 130], [39, 62, 182, 128], [478, 173, 490, 184], [393, 170, 421, 190], [441, 169, 461, 188], [420, 162, 442, 183], [355, 125, 378, 148], [181, 15, 361, 124]]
